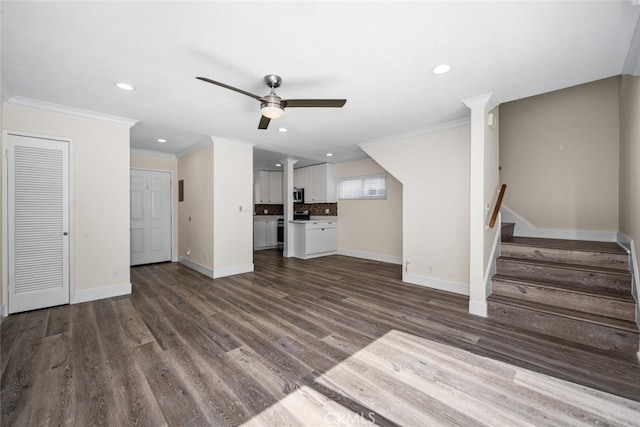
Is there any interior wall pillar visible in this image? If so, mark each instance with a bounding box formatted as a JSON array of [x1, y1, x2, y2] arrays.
[[281, 158, 298, 258], [462, 92, 499, 317]]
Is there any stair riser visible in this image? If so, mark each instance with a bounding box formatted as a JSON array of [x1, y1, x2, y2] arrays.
[[491, 279, 636, 322], [501, 223, 515, 241], [496, 260, 632, 295], [488, 301, 640, 355], [501, 245, 629, 271]]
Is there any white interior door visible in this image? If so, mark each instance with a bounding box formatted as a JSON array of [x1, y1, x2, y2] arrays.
[[7, 133, 70, 314], [130, 169, 171, 266]]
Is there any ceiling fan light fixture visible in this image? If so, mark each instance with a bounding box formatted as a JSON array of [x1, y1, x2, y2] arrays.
[[261, 104, 284, 120]]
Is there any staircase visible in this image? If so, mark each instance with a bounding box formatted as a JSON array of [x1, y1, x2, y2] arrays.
[[488, 223, 640, 355]]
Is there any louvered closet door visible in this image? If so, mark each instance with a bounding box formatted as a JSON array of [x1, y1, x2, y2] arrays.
[[7, 134, 69, 314]]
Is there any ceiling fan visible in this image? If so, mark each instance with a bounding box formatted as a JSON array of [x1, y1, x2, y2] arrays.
[[196, 74, 347, 130]]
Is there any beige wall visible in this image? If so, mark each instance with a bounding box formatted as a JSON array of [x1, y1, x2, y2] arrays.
[[177, 143, 214, 269], [619, 75, 640, 246], [500, 77, 620, 232], [130, 152, 179, 261], [212, 140, 253, 274], [3, 103, 131, 296], [336, 158, 402, 262], [362, 124, 470, 292]]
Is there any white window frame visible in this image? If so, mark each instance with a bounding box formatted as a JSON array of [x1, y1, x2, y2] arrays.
[[337, 173, 387, 200]]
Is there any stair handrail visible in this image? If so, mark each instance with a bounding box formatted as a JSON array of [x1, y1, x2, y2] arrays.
[[488, 184, 507, 229]]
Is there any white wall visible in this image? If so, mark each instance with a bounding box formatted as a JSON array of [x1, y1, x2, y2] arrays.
[[500, 77, 620, 235], [2, 103, 132, 302], [130, 151, 179, 261], [212, 139, 254, 277], [336, 158, 402, 264], [361, 124, 470, 295]]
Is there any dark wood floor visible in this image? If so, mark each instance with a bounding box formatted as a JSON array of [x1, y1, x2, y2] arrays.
[[2, 250, 639, 426]]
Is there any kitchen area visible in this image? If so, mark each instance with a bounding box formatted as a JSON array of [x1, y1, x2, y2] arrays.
[[253, 162, 338, 259]]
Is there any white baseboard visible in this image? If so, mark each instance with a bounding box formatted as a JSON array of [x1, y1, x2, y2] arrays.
[[178, 257, 254, 279], [337, 249, 403, 265], [469, 300, 488, 317], [72, 282, 131, 304], [178, 256, 214, 278], [212, 263, 254, 279], [501, 205, 617, 242], [403, 272, 469, 296]]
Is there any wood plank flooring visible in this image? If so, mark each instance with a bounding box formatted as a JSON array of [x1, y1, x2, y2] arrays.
[[2, 249, 640, 426]]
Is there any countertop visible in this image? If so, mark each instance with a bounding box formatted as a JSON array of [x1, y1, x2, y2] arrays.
[[289, 217, 338, 224], [253, 215, 283, 220]]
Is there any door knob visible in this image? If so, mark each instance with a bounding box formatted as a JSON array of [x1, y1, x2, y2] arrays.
[[63, 232, 68, 236]]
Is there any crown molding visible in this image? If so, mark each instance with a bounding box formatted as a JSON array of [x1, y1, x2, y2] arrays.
[[130, 148, 177, 159], [211, 135, 255, 149], [175, 137, 213, 159], [358, 117, 470, 149], [4, 96, 138, 127]]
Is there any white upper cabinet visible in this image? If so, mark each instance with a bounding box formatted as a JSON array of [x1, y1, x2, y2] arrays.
[[293, 163, 336, 203], [254, 171, 283, 204]]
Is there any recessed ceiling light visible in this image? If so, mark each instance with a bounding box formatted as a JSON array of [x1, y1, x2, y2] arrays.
[[326, 153, 333, 157], [157, 138, 167, 143], [115, 82, 135, 91], [275, 163, 282, 167], [432, 64, 451, 75], [277, 127, 288, 133]]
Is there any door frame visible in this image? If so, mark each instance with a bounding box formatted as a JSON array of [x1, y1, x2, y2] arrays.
[[2, 130, 75, 317], [130, 167, 174, 264]]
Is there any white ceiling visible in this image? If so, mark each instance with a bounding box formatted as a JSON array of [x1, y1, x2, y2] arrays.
[[2, 1, 639, 169]]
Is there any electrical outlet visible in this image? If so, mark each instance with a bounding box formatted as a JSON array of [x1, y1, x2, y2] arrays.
[[264, 209, 268, 214], [325, 208, 330, 214], [428, 265, 433, 273], [186, 249, 191, 256]]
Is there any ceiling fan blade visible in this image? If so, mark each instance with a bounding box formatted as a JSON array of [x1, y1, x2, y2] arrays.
[[282, 99, 347, 108], [196, 77, 263, 101], [258, 115, 271, 130]]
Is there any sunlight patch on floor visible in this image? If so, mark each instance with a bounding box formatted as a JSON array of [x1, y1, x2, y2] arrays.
[[243, 330, 640, 426]]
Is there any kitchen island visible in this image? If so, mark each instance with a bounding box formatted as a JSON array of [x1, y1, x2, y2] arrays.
[[289, 218, 337, 259]]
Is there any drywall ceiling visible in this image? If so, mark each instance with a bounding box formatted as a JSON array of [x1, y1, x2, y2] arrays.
[[2, 1, 639, 166]]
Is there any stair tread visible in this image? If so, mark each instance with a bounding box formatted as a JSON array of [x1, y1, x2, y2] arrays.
[[488, 294, 640, 333], [491, 274, 636, 301], [502, 236, 628, 255], [497, 256, 632, 276]]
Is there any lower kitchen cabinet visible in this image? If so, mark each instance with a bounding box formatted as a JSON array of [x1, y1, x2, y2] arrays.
[[254, 218, 278, 249], [292, 220, 337, 259]]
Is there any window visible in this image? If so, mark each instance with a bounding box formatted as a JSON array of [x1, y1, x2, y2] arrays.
[[338, 174, 386, 200]]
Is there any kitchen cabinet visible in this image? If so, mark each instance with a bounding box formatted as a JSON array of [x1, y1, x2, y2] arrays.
[[291, 220, 337, 259], [293, 163, 336, 203], [254, 218, 278, 249], [254, 171, 283, 204]]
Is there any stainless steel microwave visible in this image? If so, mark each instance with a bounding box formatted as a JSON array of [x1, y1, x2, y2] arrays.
[[293, 188, 304, 203]]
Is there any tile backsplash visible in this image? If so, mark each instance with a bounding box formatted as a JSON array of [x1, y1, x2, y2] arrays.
[[254, 204, 284, 215], [254, 203, 338, 216], [294, 203, 337, 216]]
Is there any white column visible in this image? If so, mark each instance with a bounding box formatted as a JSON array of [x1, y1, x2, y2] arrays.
[[462, 92, 499, 317], [281, 158, 297, 257]]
